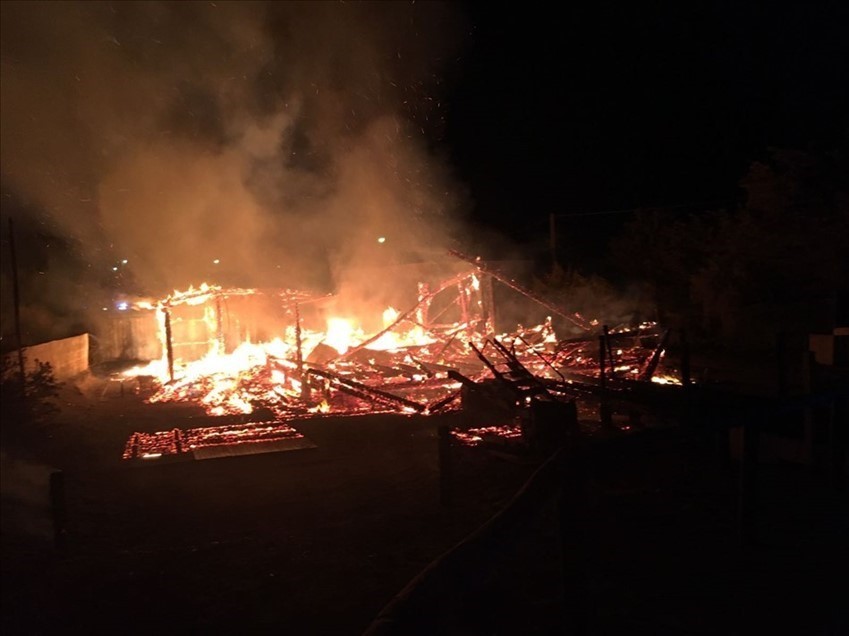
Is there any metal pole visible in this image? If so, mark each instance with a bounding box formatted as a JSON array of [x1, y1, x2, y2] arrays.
[[8, 218, 27, 398]]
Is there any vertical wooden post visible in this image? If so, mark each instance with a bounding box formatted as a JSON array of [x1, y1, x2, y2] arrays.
[[415, 282, 430, 327], [8, 218, 27, 399], [295, 302, 309, 403], [598, 334, 607, 389], [480, 274, 496, 336], [164, 306, 175, 383], [598, 334, 612, 427], [603, 325, 614, 377], [438, 425, 452, 507], [457, 281, 469, 327], [215, 295, 225, 353]]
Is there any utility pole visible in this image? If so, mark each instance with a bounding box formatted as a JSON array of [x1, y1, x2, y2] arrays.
[[9, 218, 27, 398]]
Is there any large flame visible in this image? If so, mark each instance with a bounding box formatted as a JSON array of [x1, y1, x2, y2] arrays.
[[119, 280, 677, 420]]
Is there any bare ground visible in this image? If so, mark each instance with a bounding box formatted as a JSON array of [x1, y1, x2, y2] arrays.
[[3, 364, 847, 635]]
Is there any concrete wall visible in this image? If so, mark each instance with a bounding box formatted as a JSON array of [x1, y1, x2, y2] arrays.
[[19, 333, 90, 381]]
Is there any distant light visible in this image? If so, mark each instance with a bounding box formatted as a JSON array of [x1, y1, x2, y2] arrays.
[[112, 266, 118, 271], [377, 237, 386, 244], [116, 301, 129, 311], [102, 307, 108, 311], [121, 259, 128, 265], [213, 259, 220, 264]]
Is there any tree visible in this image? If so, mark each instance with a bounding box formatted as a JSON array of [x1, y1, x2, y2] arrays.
[[1, 353, 60, 445], [608, 148, 849, 347], [609, 208, 720, 329], [691, 148, 849, 343]]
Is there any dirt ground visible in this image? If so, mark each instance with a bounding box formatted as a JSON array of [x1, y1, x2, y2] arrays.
[[2, 377, 544, 635], [2, 363, 847, 635]]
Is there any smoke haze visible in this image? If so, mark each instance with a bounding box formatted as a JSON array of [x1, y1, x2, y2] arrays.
[[1, 1, 469, 310]]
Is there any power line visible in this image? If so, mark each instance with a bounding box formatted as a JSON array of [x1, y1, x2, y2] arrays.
[[553, 201, 732, 218]]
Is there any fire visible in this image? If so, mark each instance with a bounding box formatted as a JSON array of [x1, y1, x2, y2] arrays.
[[324, 317, 359, 355], [383, 306, 399, 326], [118, 275, 679, 425]]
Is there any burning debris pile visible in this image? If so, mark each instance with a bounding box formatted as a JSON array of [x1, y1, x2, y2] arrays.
[[122, 421, 307, 461], [118, 255, 680, 458]]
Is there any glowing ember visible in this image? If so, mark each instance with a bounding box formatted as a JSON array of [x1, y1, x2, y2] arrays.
[[122, 421, 304, 460], [451, 424, 524, 447], [651, 374, 682, 385], [118, 278, 679, 424]]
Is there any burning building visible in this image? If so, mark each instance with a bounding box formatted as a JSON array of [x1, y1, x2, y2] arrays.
[[118, 253, 680, 461]]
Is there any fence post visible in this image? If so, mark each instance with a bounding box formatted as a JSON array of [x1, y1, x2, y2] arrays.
[[598, 334, 612, 428]]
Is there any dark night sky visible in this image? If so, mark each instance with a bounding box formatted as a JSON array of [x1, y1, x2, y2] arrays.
[[444, 2, 849, 247]]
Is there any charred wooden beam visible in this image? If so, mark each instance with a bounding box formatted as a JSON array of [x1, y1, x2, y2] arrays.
[[164, 306, 175, 383], [427, 390, 462, 414], [469, 342, 513, 391], [489, 338, 556, 400], [334, 271, 473, 362], [306, 367, 426, 412], [449, 249, 592, 331], [516, 335, 565, 381], [446, 369, 480, 390], [639, 328, 671, 382], [407, 356, 435, 378]]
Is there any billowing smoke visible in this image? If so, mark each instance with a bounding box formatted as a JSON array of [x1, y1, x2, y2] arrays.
[[1, 1, 469, 320]]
